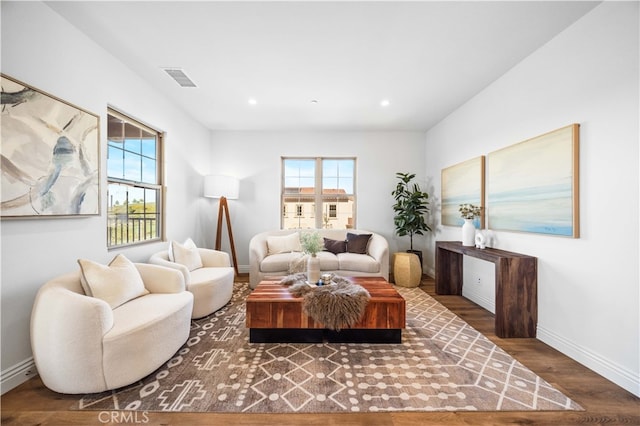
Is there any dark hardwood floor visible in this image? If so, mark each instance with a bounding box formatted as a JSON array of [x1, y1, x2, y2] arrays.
[[2, 275, 638, 425]]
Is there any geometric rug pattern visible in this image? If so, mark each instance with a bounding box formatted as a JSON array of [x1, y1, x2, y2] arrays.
[[74, 282, 582, 413]]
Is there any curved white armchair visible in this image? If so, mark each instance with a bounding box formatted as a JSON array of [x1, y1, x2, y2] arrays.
[[31, 263, 193, 394], [149, 247, 234, 318]]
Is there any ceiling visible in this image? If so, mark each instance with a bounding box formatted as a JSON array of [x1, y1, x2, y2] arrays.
[[46, 1, 600, 132]]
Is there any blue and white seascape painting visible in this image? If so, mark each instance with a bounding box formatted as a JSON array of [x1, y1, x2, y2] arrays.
[[487, 124, 579, 237], [1, 75, 100, 217], [441, 156, 484, 227]]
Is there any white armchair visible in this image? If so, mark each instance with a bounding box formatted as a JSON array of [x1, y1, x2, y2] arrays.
[[31, 263, 193, 394], [149, 245, 234, 319]]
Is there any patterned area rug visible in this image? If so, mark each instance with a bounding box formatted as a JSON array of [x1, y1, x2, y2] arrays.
[[74, 282, 582, 413]]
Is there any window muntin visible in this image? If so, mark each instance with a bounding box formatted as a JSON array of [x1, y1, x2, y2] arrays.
[[107, 110, 163, 248], [282, 157, 356, 229]]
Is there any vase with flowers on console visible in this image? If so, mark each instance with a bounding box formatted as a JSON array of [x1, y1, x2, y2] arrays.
[[459, 203, 481, 247], [461, 219, 476, 246]]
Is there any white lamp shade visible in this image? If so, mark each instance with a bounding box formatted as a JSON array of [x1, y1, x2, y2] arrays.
[[204, 175, 239, 199]]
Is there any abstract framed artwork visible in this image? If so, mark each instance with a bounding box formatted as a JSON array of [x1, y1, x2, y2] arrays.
[[487, 124, 580, 237], [441, 156, 485, 228], [1, 74, 100, 218]]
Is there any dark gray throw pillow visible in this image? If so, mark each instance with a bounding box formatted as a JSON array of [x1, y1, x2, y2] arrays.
[[346, 233, 372, 254], [323, 237, 347, 254]]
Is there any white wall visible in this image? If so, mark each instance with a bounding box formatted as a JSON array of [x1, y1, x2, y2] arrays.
[[425, 2, 639, 396], [208, 131, 428, 270], [1, 2, 212, 393]]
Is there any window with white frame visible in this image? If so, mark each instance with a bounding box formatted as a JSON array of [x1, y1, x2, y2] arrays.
[[281, 157, 356, 229], [106, 109, 164, 247]]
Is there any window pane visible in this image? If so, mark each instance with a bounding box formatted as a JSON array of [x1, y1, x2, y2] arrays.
[[284, 159, 315, 193], [323, 159, 354, 194], [107, 114, 124, 145], [282, 195, 315, 229], [141, 137, 156, 159], [142, 156, 156, 184], [144, 188, 160, 239], [322, 196, 355, 229], [107, 184, 127, 212], [124, 123, 141, 153], [124, 150, 142, 181], [107, 146, 124, 179]]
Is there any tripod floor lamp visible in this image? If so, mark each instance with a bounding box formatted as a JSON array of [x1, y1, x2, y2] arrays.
[[204, 175, 239, 276]]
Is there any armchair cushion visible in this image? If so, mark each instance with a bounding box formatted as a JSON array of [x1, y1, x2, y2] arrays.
[[77, 254, 149, 309], [167, 237, 197, 262], [172, 240, 203, 271]]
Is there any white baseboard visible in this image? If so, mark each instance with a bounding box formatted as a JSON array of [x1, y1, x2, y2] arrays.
[[537, 325, 640, 397], [1, 357, 38, 395], [461, 287, 495, 314]]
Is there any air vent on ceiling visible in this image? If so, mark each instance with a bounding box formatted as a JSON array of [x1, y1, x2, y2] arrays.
[[163, 68, 197, 88]]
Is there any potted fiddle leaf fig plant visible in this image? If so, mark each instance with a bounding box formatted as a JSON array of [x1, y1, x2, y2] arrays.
[[391, 172, 431, 266]]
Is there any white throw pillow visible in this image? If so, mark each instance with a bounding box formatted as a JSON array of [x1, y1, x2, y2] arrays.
[[172, 240, 203, 271], [267, 233, 302, 255], [78, 254, 149, 309], [168, 237, 197, 262]]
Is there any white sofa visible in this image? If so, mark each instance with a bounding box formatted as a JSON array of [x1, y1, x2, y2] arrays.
[[249, 229, 389, 289], [31, 263, 193, 394], [149, 246, 234, 319]]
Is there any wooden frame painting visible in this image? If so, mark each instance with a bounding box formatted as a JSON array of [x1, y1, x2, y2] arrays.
[[441, 156, 485, 228], [487, 124, 580, 237], [1, 74, 100, 218]]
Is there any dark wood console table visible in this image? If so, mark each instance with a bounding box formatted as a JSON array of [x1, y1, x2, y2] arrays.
[[435, 241, 537, 338]]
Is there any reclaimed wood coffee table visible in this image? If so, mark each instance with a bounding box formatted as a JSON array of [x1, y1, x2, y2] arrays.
[[246, 276, 406, 343]]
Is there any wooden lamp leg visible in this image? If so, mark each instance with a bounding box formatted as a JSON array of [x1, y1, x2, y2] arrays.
[[215, 196, 239, 276]]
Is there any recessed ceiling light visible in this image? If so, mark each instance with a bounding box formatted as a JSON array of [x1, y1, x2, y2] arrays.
[[380, 99, 390, 107], [310, 99, 319, 104], [248, 98, 257, 105]]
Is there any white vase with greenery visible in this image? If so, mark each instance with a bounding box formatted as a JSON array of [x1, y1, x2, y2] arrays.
[[459, 204, 481, 247], [300, 231, 323, 283]]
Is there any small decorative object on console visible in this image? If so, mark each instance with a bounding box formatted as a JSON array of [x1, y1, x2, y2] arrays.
[[459, 203, 482, 246]]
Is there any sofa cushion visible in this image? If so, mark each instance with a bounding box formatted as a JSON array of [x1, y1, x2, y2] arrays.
[[337, 253, 380, 273], [323, 237, 347, 254], [261, 252, 305, 273], [346, 233, 372, 254], [172, 240, 203, 271], [317, 251, 340, 270], [267, 233, 302, 255], [78, 254, 149, 309]]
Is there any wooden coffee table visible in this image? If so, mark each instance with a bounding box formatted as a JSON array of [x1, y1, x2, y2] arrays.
[[246, 276, 406, 343]]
